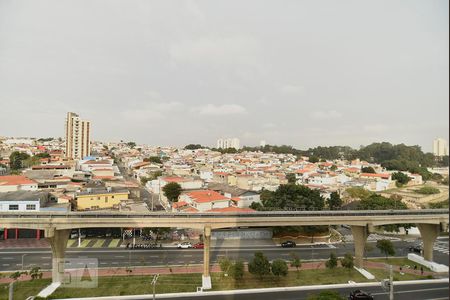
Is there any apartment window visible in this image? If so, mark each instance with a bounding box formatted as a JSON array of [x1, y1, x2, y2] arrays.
[[26, 204, 36, 210], [97, 197, 100, 200], [8, 205, 19, 211], [105, 198, 108, 203], [111, 195, 114, 199]]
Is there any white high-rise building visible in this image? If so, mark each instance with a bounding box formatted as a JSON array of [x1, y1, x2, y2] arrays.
[[433, 138, 448, 157], [217, 138, 240, 150], [65, 112, 91, 159]]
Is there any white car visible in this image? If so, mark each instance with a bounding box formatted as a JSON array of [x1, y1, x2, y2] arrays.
[[177, 242, 192, 249]]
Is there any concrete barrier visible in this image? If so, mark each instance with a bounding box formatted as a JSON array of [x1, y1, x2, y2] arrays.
[[407, 253, 449, 272]]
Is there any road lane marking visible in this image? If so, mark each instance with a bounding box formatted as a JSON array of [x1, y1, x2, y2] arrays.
[[1, 257, 14, 260], [2, 264, 10, 266], [114, 256, 125, 258], [41, 256, 51, 259]]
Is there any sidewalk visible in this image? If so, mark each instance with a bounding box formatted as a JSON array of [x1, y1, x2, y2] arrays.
[[0, 259, 437, 284]]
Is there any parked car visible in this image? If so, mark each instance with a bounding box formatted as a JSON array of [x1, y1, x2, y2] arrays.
[[408, 244, 423, 253], [281, 241, 296, 248], [177, 242, 192, 249], [349, 290, 374, 300], [193, 242, 204, 249]]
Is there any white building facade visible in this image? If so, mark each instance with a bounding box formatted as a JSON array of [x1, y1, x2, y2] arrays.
[[433, 138, 449, 157], [65, 112, 91, 160], [217, 138, 240, 150]]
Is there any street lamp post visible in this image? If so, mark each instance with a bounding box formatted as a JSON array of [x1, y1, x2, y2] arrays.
[[21, 254, 27, 271], [151, 274, 159, 300]]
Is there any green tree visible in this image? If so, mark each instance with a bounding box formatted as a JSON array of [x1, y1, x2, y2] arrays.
[[271, 259, 288, 277], [126, 142, 136, 148], [376, 239, 395, 260], [144, 156, 162, 164], [286, 173, 297, 184], [392, 172, 411, 186], [325, 252, 338, 269], [261, 184, 325, 211], [219, 257, 232, 275], [340, 253, 354, 271], [309, 156, 319, 163], [330, 165, 337, 171], [290, 252, 302, 272], [140, 177, 150, 186], [34, 153, 50, 158], [230, 260, 244, 280], [184, 144, 206, 150], [361, 166, 376, 173], [9, 271, 27, 281], [248, 252, 271, 278], [29, 266, 43, 280], [358, 194, 407, 210], [162, 182, 182, 202], [9, 151, 30, 170], [307, 290, 346, 300], [327, 192, 342, 210]]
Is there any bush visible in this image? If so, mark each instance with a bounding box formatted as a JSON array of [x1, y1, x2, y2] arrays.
[[325, 253, 338, 269], [248, 252, 271, 278], [340, 253, 354, 270], [271, 259, 288, 277], [416, 187, 440, 195], [230, 260, 244, 280], [219, 257, 232, 275]]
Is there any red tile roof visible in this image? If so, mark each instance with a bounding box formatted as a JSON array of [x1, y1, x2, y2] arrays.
[[185, 190, 229, 203], [172, 201, 188, 209], [162, 177, 188, 183], [0, 175, 36, 186]]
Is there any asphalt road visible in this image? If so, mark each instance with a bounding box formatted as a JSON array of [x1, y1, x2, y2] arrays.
[[153, 282, 450, 300], [0, 240, 447, 272], [117, 163, 165, 211]]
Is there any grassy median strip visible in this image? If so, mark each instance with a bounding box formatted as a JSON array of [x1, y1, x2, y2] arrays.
[[0, 279, 51, 300], [0, 257, 437, 299]]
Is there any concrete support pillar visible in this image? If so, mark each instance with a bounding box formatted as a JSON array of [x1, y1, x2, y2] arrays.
[[351, 225, 368, 268], [202, 226, 212, 290], [46, 228, 71, 284], [4, 228, 7, 240], [417, 223, 440, 262], [15, 228, 18, 239]]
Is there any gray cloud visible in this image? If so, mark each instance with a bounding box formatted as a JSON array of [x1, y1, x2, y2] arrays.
[[0, 0, 448, 151]]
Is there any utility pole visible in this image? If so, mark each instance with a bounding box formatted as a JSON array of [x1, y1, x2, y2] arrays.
[[21, 254, 27, 271], [8, 282, 13, 300], [78, 228, 81, 247], [151, 274, 159, 300], [389, 264, 394, 300]]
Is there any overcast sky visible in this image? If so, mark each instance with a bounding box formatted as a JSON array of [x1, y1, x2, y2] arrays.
[[0, 0, 448, 151]]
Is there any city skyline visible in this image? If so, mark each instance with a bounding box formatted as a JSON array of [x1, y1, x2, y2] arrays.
[[0, 0, 448, 151]]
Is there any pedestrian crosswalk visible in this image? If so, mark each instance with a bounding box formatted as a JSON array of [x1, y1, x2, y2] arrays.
[[342, 233, 401, 242], [433, 241, 449, 255]]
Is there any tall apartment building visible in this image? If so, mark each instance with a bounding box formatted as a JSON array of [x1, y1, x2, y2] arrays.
[[65, 112, 91, 159], [217, 138, 240, 150], [433, 138, 449, 157]]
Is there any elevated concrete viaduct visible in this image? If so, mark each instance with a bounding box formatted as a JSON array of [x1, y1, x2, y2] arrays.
[[1, 209, 448, 289]]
